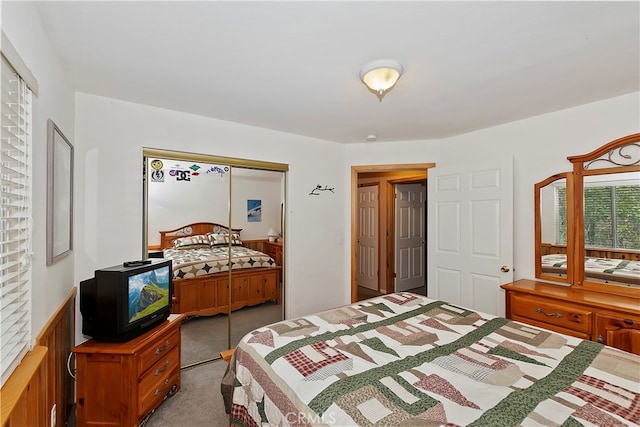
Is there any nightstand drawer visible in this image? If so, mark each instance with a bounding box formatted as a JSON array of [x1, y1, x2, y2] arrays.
[[139, 345, 179, 397], [263, 242, 283, 266], [139, 368, 180, 417], [139, 328, 179, 374], [511, 294, 592, 334]]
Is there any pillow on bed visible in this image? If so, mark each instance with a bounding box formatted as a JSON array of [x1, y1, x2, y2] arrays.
[[208, 232, 243, 246], [172, 234, 211, 249]]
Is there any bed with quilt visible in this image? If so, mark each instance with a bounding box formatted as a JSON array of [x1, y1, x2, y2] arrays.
[[542, 254, 640, 286], [222, 292, 640, 426], [158, 222, 281, 317]]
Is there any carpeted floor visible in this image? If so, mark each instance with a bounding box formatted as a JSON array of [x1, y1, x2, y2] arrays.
[[180, 301, 282, 367], [143, 359, 229, 427], [144, 302, 282, 426]]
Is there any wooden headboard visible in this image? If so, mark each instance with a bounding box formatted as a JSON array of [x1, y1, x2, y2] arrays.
[[159, 222, 243, 249]]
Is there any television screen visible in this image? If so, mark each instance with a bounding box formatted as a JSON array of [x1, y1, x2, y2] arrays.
[[127, 265, 171, 324]]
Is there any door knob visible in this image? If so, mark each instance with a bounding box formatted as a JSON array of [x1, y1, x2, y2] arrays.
[[500, 265, 510, 272]]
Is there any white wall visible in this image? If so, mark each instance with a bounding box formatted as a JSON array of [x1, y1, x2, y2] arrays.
[[75, 94, 348, 340], [230, 169, 284, 240], [345, 92, 640, 292], [2, 2, 76, 338], [147, 160, 283, 245]]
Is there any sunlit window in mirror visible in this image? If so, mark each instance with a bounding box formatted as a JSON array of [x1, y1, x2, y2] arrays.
[[580, 172, 640, 288]]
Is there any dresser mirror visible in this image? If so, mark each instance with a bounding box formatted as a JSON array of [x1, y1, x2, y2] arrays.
[[535, 133, 640, 295], [534, 173, 573, 284]]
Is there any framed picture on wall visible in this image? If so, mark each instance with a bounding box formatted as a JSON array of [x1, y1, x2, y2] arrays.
[[247, 199, 261, 222], [46, 119, 74, 265]]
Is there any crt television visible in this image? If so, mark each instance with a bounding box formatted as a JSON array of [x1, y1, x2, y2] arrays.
[[80, 259, 173, 342]]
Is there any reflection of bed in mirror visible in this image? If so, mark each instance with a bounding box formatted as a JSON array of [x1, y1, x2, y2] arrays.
[[541, 253, 640, 286], [159, 222, 281, 317]]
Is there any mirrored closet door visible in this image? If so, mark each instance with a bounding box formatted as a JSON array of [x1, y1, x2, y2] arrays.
[[228, 166, 285, 349], [143, 148, 287, 367]]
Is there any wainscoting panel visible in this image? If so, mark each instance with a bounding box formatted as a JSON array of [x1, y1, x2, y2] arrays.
[[35, 287, 77, 427], [0, 346, 47, 427]]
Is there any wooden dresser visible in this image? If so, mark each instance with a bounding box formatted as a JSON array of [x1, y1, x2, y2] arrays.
[[72, 314, 184, 426], [502, 280, 640, 354]]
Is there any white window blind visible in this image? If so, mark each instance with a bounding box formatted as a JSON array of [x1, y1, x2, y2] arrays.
[[584, 184, 640, 250], [0, 55, 33, 386]]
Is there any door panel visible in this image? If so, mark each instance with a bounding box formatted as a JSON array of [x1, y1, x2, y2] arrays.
[[358, 185, 379, 290], [436, 268, 461, 304], [395, 183, 426, 291], [145, 155, 231, 367], [144, 151, 287, 368], [435, 202, 461, 253], [428, 159, 513, 316]]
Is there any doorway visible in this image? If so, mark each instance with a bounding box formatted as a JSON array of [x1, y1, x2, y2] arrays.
[[394, 181, 426, 292], [357, 183, 379, 293], [351, 164, 434, 302]]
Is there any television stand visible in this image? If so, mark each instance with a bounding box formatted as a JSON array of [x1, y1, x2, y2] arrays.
[[72, 314, 184, 426]]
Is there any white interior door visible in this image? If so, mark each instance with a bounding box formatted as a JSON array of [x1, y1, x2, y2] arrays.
[[358, 185, 379, 290], [395, 183, 426, 292], [427, 158, 513, 316]]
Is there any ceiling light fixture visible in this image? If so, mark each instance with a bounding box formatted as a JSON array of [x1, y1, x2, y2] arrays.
[[359, 60, 403, 101]]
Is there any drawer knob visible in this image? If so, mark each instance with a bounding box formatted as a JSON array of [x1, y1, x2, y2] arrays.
[[535, 307, 562, 318]]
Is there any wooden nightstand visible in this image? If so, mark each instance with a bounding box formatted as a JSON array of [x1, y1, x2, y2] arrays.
[[263, 241, 283, 266], [72, 315, 184, 426]]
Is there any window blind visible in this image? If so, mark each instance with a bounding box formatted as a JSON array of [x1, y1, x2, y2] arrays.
[[584, 185, 640, 250], [555, 183, 640, 250], [555, 186, 567, 245], [0, 55, 33, 386]]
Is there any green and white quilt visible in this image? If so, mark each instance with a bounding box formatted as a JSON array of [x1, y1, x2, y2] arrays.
[[223, 293, 640, 426]]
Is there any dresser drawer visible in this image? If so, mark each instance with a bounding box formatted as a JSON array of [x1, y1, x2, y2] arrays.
[[139, 368, 180, 417], [139, 345, 179, 398], [510, 294, 592, 334], [139, 328, 179, 374]]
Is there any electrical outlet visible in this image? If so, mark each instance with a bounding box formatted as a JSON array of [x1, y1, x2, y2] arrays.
[[50, 403, 57, 427]]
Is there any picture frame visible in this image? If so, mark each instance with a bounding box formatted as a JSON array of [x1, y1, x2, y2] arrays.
[[46, 119, 74, 265], [247, 199, 262, 222]]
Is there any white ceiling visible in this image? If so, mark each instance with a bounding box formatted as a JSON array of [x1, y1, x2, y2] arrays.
[[33, 1, 639, 144]]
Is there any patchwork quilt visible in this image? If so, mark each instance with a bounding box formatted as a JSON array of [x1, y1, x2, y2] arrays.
[[222, 293, 640, 426], [163, 246, 275, 279], [542, 254, 640, 286]]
